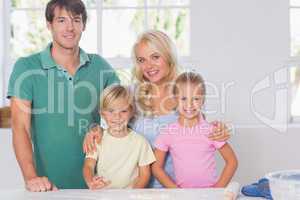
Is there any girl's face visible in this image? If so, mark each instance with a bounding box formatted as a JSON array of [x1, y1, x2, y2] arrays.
[[176, 82, 204, 120], [101, 98, 132, 132], [135, 42, 170, 84]]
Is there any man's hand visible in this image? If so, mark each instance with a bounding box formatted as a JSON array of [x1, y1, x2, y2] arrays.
[[25, 176, 58, 192], [83, 126, 103, 153]]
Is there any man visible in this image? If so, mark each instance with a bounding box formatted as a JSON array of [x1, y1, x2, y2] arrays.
[[7, 0, 119, 191]]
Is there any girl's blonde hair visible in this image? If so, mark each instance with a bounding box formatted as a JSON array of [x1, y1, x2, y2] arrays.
[[100, 85, 134, 111], [132, 30, 179, 115], [173, 72, 206, 97]]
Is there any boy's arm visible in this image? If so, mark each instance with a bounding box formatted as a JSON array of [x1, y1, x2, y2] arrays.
[[214, 143, 238, 188], [83, 158, 97, 186], [83, 158, 111, 189], [151, 149, 177, 188], [83, 151, 111, 190], [132, 165, 151, 188]]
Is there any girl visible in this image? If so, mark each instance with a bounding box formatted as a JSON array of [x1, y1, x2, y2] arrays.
[[83, 85, 155, 189], [83, 30, 232, 188], [152, 72, 238, 188]]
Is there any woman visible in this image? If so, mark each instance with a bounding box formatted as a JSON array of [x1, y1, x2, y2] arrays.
[[83, 30, 231, 188]]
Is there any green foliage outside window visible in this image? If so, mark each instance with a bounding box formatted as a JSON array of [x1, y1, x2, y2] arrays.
[[10, 0, 189, 59]]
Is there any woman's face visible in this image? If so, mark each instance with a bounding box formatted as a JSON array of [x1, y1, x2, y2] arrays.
[[135, 42, 170, 84]]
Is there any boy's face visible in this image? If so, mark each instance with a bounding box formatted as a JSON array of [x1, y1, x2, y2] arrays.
[[176, 82, 204, 120], [47, 6, 85, 49], [101, 98, 132, 132]]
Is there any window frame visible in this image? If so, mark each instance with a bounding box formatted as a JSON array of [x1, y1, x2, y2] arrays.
[[289, 3, 300, 123], [7, 0, 191, 63], [2, 0, 192, 105], [288, 58, 300, 123], [2, 0, 11, 106]]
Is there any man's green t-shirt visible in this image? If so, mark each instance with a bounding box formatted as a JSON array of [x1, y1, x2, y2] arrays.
[[7, 43, 119, 189]]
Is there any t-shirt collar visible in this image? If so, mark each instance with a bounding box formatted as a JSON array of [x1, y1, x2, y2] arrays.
[[41, 43, 90, 70]]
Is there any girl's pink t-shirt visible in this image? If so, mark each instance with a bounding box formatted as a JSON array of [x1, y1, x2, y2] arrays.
[[154, 119, 225, 188]]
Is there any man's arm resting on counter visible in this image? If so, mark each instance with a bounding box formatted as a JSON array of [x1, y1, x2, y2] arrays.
[[11, 97, 57, 192]]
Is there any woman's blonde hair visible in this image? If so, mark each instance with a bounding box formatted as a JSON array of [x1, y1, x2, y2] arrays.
[[132, 30, 179, 115], [100, 85, 134, 112], [173, 72, 206, 98]]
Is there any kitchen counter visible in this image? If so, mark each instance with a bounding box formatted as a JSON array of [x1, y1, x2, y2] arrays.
[[0, 189, 264, 200]]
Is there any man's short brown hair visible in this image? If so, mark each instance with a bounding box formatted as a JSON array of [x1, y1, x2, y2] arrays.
[[45, 0, 87, 26]]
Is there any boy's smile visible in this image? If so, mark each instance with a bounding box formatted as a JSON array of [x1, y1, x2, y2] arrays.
[[101, 99, 132, 137]]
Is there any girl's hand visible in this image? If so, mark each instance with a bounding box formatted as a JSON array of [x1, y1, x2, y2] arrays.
[[208, 121, 231, 142], [87, 176, 111, 190], [83, 125, 103, 153]]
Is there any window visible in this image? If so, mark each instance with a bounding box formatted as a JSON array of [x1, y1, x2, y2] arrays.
[[9, 0, 190, 60], [4, 0, 190, 88], [290, 0, 300, 120]]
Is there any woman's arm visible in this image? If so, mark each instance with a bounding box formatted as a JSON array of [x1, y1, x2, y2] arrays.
[[133, 165, 151, 188], [151, 149, 178, 188], [214, 143, 238, 188]]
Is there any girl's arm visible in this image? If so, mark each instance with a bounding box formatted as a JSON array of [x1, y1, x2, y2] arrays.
[[133, 165, 151, 188], [214, 143, 238, 188], [152, 149, 178, 188]]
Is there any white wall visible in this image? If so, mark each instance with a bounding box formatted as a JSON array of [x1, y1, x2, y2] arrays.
[[0, 0, 4, 106], [228, 127, 300, 185], [0, 0, 295, 188], [188, 0, 295, 185], [0, 129, 23, 189], [190, 0, 289, 124]]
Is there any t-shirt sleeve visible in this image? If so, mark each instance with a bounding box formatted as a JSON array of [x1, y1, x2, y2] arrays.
[[85, 144, 100, 160], [105, 71, 120, 87], [102, 61, 120, 88], [138, 137, 156, 166], [212, 140, 226, 149], [7, 58, 33, 101], [208, 124, 226, 149], [154, 131, 170, 152]]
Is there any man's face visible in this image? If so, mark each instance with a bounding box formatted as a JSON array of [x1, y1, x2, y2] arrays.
[[47, 7, 85, 49]]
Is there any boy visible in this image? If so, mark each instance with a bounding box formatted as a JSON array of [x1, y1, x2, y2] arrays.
[[83, 85, 155, 189]]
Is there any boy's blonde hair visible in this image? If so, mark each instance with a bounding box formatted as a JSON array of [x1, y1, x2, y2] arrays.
[[132, 30, 179, 115], [173, 72, 206, 97], [100, 85, 134, 111]]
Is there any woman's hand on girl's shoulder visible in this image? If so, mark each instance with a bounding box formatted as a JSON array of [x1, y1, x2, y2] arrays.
[[208, 121, 231, 142]]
